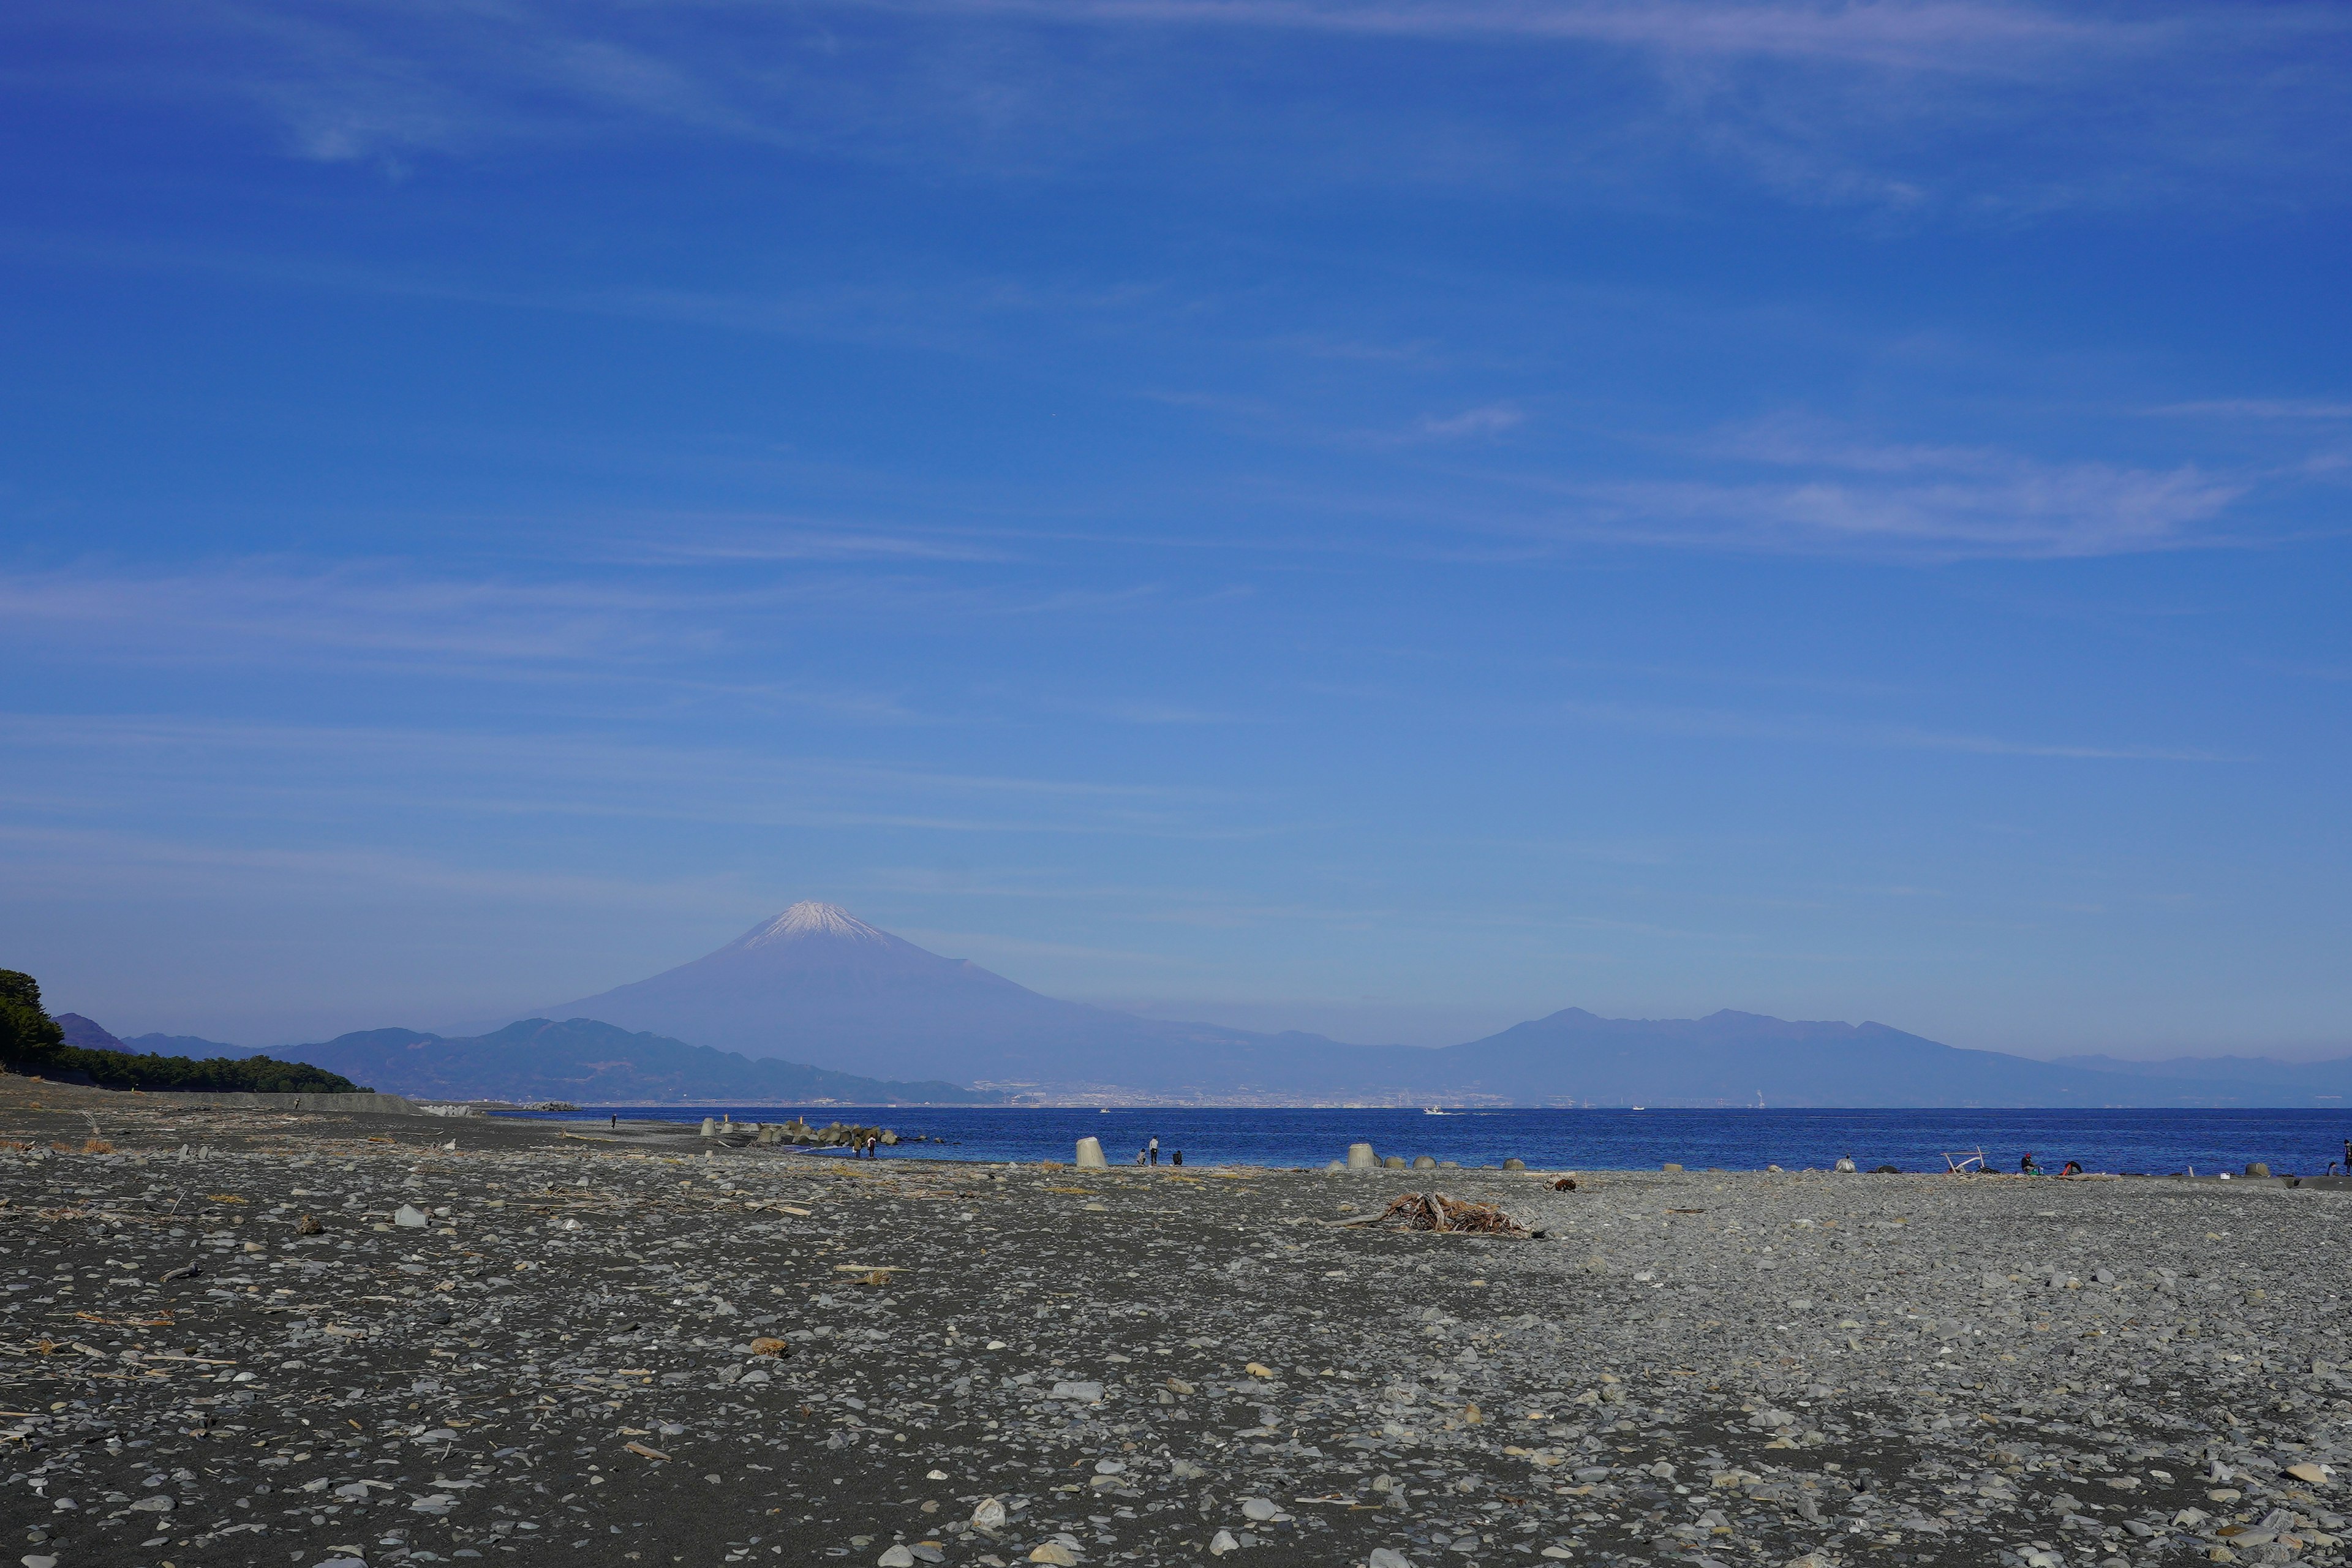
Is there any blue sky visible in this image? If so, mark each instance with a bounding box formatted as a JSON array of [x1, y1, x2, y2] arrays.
[[2, 0, 2348, 1055]]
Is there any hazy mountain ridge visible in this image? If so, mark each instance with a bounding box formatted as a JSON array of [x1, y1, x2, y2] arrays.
[[32, 1010, 359, 1095], [275, 1017, 1002, 1104], [517, 903, 2352, 1106], [126, 1031, 259, 1058], [62, 1012, 268, 1060], [55, 1013, 127, 1053], [64, 903, 2352, 1107], [1419, 1009, 2341, 1108]]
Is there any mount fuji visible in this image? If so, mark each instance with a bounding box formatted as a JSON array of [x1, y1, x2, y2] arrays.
[[525, 901, 1352, 1092]]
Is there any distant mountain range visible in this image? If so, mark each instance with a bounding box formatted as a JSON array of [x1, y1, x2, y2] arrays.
[[505, 902, 2352, 1107], [66, 902, 2352, 1106], [1415, 1009, 2351, 1109], [61, 1014, 265, 1061], [59, 1009, 1002, 1104], [267, 1019, 1000, 1104], [62, 1014, 208, 1056]]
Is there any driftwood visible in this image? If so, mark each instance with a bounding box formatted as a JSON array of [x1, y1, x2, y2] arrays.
[[1375, 1191, 1531, 1236]]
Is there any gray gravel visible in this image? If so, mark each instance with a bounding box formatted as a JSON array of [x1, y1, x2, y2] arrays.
[[2, 1091, 2348, 1568]]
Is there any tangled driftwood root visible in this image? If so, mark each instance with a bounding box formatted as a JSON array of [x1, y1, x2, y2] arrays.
[[1378, 1191, 1531, 1236]]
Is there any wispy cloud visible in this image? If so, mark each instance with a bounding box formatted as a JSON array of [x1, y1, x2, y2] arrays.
[[2148, 399, 2352, 421], [1599, 463, 2242, 558], [0, 227, 1167, 368], [1553, 698, 2228, 761], [0, 556, 1169, 687], [952, 0, 2136, 68], [0, 821, 745, 911], [0, 559, 696, 665], [0, 710, 1258, 839], [1073, 701, 1250, 725], [13, 0, 2344, 216], [608, 520, 1018, 566], [1482, 420, 2256, 559], [1415, 403, 1527, 440]]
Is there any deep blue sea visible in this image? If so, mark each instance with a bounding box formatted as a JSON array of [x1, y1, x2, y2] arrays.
[[490, 1104, 2352, 1177]]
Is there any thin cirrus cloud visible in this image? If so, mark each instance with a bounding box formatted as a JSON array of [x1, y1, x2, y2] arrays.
[[0, 229, 1155, 365], [0, 822, 749, 913], [1630, 466, 2240, 559], [1552, 697, 2226, 762], [2148, 399, 2352, 421], [1003, 0, 2123, 60], [0, 713, 1231, 805], [1415, 403, 1527, 441], [0, 560, 686, 665], [0, 712, 1254, 846], [1333, 401, 1531, 447], [0, 557, 1174, 675], [1483, 435, 2253, 560], [615, 523, 1017, 566], [19, 0, 2344, 213]]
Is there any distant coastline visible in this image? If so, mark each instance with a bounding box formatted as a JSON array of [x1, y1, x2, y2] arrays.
[[486, 1101, 2352, 1178]]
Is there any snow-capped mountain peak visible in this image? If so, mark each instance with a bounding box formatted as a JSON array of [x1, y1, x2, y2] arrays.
[[737, 900, 892, 948]]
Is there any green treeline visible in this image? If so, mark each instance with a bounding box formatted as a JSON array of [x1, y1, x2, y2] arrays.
[[0, 969, 365, 1095]]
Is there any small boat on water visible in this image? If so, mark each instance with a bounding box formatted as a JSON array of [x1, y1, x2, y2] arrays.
[[1423, 1106, 1444, 1115]]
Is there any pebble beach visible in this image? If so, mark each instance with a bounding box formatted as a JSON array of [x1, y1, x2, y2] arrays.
[[3, 1078, 2348, 1568]]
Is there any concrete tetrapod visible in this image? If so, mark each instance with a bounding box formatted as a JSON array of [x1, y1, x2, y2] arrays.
[[1348, 1142, 1378, 1171], [1074, 1136, 1107, 1169]]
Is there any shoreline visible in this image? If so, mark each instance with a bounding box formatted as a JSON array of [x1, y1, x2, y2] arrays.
[[11, 1072, 2349, 1177]]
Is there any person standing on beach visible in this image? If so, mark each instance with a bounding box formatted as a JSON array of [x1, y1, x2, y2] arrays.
[[1148, 1136, 1159, 1166]]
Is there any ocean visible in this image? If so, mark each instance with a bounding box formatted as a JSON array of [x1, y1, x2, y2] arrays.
[[489, 1103, 2352, 1176]]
